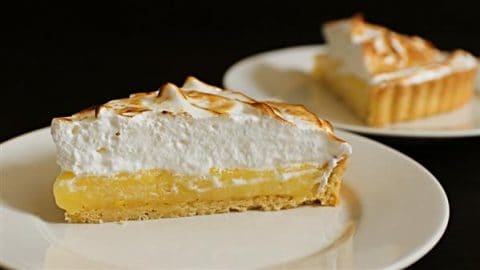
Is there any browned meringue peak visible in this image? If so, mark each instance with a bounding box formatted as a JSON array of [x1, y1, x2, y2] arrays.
[[327, 15, 439, 75], [55, 77, 335, 132]]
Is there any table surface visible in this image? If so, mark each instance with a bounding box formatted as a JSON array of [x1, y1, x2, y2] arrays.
[[4, 2, 480, 268]]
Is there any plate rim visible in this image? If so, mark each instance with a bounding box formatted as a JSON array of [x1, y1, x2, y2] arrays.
[[223, 44, 480, 138], [337, 130, 450, 269], [0, 127, 450, 269]]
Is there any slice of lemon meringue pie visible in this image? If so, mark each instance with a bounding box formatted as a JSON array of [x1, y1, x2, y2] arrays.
[[51, 77, 351, 223], [313, 15, 478, 126]]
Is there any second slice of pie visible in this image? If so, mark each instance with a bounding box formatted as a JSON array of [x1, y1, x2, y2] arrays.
[[313, 15, 478, 126], [51, 77, 351, 223]]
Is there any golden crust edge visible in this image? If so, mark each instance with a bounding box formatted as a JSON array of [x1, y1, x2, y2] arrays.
[[367, 68, 477, 126]]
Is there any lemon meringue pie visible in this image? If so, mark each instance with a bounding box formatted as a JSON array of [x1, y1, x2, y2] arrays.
[[313, 15, 478, 126], [51, 77, 351, 223]]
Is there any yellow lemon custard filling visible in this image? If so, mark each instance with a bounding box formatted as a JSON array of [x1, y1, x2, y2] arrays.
[[54, 161, 347, 223]]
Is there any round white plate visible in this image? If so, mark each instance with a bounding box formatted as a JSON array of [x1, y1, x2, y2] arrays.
[[0, 128, 448, 269], [224, 45, 480, 138]]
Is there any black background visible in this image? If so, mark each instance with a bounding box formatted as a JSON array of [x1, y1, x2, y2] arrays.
[[4, 1, 480, 268]]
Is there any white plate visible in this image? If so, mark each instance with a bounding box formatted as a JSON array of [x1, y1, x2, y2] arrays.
[[0, 128, 448, 269], [223, 45, 480, 138]]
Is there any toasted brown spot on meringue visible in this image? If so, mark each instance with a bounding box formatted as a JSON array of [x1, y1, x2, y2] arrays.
[[249, 102, 290, 124], [267, 102, 330, 130], [56, 117, 73, 122], [229, 91, 256, 103], [125, 98, 145, 107], [60, 105, 99, 121], [116, 107, 152, 117], [269, 102, 318, 122], [185, 90, 236, 115]]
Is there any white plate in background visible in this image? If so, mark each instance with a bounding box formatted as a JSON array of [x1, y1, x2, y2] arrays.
[[224, 45, 480, 138], [0, 128, 448, 269]]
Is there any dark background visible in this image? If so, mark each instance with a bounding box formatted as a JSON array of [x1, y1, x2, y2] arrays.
[[4, 1, 480, 268]]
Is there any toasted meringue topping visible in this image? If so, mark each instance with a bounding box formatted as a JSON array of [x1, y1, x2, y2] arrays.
[[51, 77, 351, 176], [323, 15, 478, 85], [58, 76, 333, 131]]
